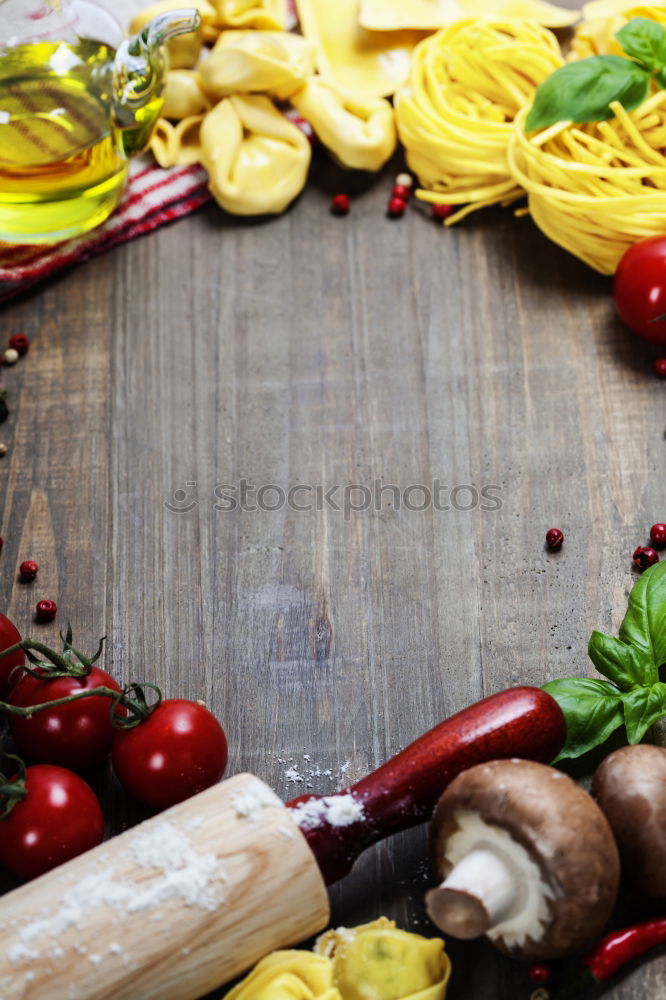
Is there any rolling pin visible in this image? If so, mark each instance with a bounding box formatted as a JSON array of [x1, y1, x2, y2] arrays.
[[0, 687, 564, 1000]]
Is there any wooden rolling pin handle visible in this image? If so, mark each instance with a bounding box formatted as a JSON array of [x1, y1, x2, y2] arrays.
[[287, 686, 565, 884]]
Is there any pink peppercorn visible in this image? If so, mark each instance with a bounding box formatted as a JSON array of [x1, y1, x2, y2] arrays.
[[8, 334, 29, 356], [655, 358, 666, 377], [432, 203, 453, 220], [527, 964, 551, 984], [650, 523, 666, 547], [35, 599, 57, 623], [633, 546, 659, 571], [19, 560, 39, 581], [545, 528, 564, 550], [391, 184, 410, 201], [387, 197, 407, 218], [330, 193, 350, 216]]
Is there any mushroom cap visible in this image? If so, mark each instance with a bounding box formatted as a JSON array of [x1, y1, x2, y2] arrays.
[[430, 759, 620, 960], [592, 743, 666, 897]]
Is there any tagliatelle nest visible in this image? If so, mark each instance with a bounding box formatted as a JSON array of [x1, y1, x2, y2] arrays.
[[507, 94, 666, 274], [394, 19, 563, 222]]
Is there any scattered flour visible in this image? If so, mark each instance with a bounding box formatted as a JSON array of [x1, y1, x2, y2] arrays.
[[7, 820, 226, 968], [289, 793, 365, 830], [231, 784, 280, 824], [277, 754, 354, 790]]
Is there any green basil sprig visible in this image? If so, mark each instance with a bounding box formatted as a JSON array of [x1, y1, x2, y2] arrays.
[[526, 17, 666, 132], [543, 561, 666, 761]]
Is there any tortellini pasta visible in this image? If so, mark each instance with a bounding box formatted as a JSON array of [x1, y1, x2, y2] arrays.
[[223, 951, 342, 1000], [224, 920, 451, 1000], [200, 30, 316, 99], [200, 94, 312, 214], [290, 78, 396, 171], [316, 918, 451, 1000], [295, 0, 428, 98], [213, 0, 289, 30], [162, 70, 210, 120], [150, 115, 206, 166]]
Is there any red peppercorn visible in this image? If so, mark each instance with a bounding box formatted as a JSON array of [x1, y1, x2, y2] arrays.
[[633, 546, 660, 570], [19, 560, 39, 581], [650, 523, 666, 547], [432, 203, 453, 220], [656, 358, 666, 377], [35, 599, 57, 623], [527, 963, 551, 984], [330, 193, 350, 216], [545, 528, 564, 549], [387, 196, 407, 218], [8, 334, 29, 357], [391, 184, 410, 200]]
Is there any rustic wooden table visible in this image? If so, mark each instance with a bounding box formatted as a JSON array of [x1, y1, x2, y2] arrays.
[[3, 141, 666, 996]]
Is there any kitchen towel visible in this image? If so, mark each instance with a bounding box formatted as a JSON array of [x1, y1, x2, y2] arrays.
[[0, 160, 211, 303]]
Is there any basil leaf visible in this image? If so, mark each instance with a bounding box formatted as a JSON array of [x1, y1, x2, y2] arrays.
[[543, 677, 624, 761], [618, 562, 666, 680], [615, 17, 666, 74], [588, 630, 651, 690], [525, 56, 651, 131], [622, 682, 666, 743]]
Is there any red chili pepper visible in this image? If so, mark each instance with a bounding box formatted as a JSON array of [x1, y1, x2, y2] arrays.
[[553, 917, 666, 999], [582, 917, 666, 983], [288, 686, 565, 884]]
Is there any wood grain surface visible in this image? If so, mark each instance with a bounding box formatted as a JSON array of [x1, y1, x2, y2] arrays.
[[3, 58, 666, 1000]]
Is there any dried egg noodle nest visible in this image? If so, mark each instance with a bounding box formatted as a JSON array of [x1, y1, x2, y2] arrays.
[[507, 96, 666, 274], [395, 20, 563, 222]]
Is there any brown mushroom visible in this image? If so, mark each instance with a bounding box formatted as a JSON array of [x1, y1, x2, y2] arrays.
[[592, 743, 666, 897], [425, 759, 620, 960]]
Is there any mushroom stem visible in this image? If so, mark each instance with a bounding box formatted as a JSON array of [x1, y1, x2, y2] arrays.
[[425, 848, 517, 939]]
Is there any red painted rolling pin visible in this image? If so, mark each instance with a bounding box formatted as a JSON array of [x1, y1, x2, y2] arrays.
[[0, 687, 564, 1000]]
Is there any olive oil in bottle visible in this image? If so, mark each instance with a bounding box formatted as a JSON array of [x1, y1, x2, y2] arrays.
[[0, 39, 128, 243]]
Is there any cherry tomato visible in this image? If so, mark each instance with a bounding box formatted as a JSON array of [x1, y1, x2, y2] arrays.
[[614, 236, 666, 343], [0, 612, 24, 698], [9, 666, 122, 770], [0, 765, 103, 880], [112, 699, 228, 809]]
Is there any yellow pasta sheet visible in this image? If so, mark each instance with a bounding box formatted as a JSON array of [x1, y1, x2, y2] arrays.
[[295, 0, 428, 97], [359, 0, 579, 30]]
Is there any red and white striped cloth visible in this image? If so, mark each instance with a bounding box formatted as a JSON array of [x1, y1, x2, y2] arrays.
[[0, 159, 211, 303]]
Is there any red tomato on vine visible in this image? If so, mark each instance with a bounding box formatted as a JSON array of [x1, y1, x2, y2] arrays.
[[0, 764, 104, 880], [0, 612, 24, 698], [9, 665, 123, 770], [112, 699, 228, 808]]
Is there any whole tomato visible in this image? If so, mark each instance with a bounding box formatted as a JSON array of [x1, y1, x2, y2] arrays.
[[614, 236, 666, 343], [112, 699, 228, 809], [0, 612, 24, 698], [9, 666, 122, 770], [0, 764, 104, 880]]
